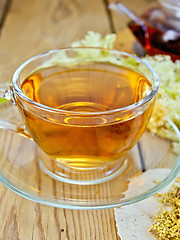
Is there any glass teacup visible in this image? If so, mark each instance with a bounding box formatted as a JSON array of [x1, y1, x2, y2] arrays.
[[0, 48, 159, 184]]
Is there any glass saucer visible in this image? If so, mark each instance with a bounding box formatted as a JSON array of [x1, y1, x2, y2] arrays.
[[0, 103, 180, 210]]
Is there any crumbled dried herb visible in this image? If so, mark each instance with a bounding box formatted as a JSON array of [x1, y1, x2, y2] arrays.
[[150, 177, 180, 239]]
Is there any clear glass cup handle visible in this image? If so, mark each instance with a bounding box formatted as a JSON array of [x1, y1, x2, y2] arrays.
[[0, 83, 14, 101], [0, 83, 31, 138]]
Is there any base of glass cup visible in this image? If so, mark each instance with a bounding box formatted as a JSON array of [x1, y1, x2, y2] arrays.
[[38, 155, 128, 185]]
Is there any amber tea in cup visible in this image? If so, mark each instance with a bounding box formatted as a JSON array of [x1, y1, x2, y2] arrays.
[[21, 63, 152, 164], [0, 48, 159, 184]]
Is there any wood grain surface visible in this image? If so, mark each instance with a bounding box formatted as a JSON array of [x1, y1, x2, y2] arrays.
[[0, 0, 156, 239], [0, 0, 10, 26]]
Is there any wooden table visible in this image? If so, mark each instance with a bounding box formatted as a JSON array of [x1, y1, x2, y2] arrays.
[[0, 0, 154, 239]]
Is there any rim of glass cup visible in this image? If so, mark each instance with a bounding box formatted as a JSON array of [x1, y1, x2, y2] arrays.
[[12, 47, 159, 116]]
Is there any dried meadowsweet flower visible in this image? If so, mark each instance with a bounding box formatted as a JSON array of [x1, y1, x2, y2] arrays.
[[150, 177, 180, 239]]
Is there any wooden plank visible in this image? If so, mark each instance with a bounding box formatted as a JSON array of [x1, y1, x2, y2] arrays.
[[0, 0, 111, 83], [0, 0, 120, 240], [0, 0, 9, 25]]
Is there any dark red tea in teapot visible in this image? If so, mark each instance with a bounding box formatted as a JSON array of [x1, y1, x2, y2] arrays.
[[110, 0, 180, 61], [128, 0, 180, 61]]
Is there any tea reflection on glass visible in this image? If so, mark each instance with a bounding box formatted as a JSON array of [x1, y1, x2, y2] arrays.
[[12, 48, 159, 184]]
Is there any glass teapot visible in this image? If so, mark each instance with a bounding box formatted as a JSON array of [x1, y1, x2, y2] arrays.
[[110, 0, 180, 61]]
